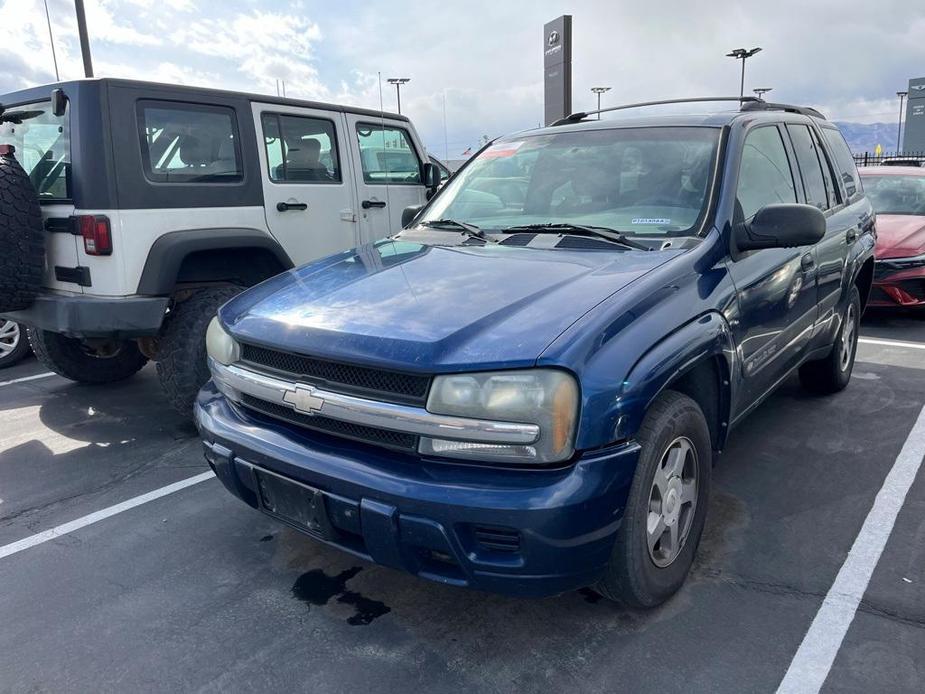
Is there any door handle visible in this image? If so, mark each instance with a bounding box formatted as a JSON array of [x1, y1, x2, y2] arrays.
[[845, 228, 858, 244], [362, 199, 387, 209], [801, 253, 816, 271], [277, 201, 308, 212]]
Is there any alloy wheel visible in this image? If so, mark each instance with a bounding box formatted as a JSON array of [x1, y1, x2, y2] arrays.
[[646, 436, 698, 568], [840, 303, 857, 372], [0, 320, 20, 358]]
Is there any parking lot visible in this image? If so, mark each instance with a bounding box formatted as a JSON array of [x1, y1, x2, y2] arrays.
[[0, 313, 922, 693]]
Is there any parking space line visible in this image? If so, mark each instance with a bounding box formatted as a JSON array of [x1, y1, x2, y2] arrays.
[[0, 372, 56, 388], [0, 471, 215, 561], [776, 405, 925, 694], [858, 337, 925, 350]]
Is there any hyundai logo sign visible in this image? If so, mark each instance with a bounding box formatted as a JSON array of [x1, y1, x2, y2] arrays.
[[548, 30, 559, 46]]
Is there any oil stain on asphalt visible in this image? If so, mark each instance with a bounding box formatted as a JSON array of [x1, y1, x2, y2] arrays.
[[291, 566, 391, 626]]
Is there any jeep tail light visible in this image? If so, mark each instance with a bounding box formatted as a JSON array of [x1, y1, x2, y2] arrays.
[[76, 215, 112, 256]]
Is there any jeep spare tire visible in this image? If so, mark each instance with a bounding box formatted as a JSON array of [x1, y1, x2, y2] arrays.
[[0, 147, 45, 312]]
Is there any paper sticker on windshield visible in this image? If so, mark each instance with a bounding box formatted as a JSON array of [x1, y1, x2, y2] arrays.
[[632, 218, 671, 225], [482, 141, 525, 159]]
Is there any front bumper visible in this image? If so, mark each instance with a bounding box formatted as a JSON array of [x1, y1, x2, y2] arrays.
[[0, 292, 169, 338], [195, 382, 640, 597], [871, 258, 925, 307]]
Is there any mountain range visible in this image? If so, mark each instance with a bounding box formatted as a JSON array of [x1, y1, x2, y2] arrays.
[[834, 122, 904, 154]]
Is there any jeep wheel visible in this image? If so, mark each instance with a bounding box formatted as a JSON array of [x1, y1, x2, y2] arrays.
[[27, 329, 148, 383], [0, 320, 32, 369], [0, 150, 44, 312], [156, 286, 241, 415], [798, 285, 861, 394], [596, 390, 711, 607]]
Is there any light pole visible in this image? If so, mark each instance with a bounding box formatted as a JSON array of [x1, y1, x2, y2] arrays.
[[753, 87, 773, 99], [387, 78, 410, 114], [726, 47, 762, 100], [897, 91, 908, 152], [591, 87, 611, 118]]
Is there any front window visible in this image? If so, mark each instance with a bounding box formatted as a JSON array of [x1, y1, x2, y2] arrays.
[[862, 174, 925, 215], [419, 127, 720, 236], [0, 101, 71, 200]]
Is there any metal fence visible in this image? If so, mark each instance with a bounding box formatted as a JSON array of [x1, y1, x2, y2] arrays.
[[853, 151, 925, 167]]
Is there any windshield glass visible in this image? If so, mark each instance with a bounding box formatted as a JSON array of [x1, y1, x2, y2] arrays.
[[0, 101, 70, 200], [419, 127, 720, 236], [861, 174, 925, 215]]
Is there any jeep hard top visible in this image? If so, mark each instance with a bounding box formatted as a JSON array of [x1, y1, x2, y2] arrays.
[[0, 78, 441, 412], [195, 96, 876, 606]]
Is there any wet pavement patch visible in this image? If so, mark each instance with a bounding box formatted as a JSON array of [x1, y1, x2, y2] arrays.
[[291, 566, 391, 626]]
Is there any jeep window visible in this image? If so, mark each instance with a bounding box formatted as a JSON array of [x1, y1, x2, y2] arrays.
[[861, 174, 925, 215], [419, 127, 720, 236], [262, 113, 341, 183], [137, 101, 242, 183], [736, 126, 797, 220], [355, 124, 422, 184], [787, 124, 830, 210], [0, 101, 70, 200], [821, 127, 861, 199]]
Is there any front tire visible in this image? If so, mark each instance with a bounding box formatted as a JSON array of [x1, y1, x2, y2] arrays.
[[27, 329, 147, 383], [156, 286, 241, 415], [596, 390, 712, 607], [0, 320, 32, 369], [798, 286, 861, 394]]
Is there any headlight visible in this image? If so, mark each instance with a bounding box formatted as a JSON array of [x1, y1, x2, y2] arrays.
[[205, 317, 240, 366], [420, 369, 579, 464]]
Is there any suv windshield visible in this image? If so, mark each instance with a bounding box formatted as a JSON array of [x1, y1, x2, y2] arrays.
[[861, 174, 925, 215], [419, 127, 720, 236], [0, 101, 70, 200]]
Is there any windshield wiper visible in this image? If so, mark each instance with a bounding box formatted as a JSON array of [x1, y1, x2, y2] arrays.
[[501, 223, 651, 251], [418, 218, 493, 242]]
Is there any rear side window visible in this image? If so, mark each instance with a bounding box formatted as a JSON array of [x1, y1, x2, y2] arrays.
[[737, 126, 797, 219], [138, 101, 242, 183], [787, 124, 829, 209], [821, 128, 861, 200], [0, 101, 71, 200], [355, 124, 422, 184], [261, 113, 341, 183]]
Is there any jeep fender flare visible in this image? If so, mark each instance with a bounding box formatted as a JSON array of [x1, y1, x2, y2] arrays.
[[136, 228, 294, 296], [615, 311, 737, 450]]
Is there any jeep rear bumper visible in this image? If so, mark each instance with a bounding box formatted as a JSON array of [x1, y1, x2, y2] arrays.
[[1, 292, 168, 338]]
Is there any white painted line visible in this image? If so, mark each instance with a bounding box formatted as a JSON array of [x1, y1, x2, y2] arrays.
[[0, 471, 215, 561], [0, 371, 56, 388], [776, 405, 925, 694], [858, 337, 925, 351]]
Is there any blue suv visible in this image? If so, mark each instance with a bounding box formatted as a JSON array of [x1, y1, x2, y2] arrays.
[[196, 97, 875, 607]]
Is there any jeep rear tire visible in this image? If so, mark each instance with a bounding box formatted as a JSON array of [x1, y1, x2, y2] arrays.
[[0, 151, 45, 312], [156, 286, 241, 415], [27, 329, 148, 383]]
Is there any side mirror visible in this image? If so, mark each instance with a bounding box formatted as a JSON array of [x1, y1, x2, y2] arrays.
[[422, 162, 441, 199], [402, 204, 424, 228], [51, 88, 67, 117], [734, 203, 825, 252]]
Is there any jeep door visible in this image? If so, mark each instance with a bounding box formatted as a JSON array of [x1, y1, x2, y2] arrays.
[[726, 124, 819, 412], [343, 115, 429, 242], [252, 104, 359, 265]]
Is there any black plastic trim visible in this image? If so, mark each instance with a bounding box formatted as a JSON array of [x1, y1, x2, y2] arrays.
[[54, 265, 91, 286]]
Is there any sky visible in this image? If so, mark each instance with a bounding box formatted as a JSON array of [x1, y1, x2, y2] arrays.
[[1, 0, 922, 158]]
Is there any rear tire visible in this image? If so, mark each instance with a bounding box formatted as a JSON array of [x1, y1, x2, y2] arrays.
[[596, 390, 711, 607], [799, 286, 860, 394], [0, 151, 44, 312], [0, 320, 32, 369], [156, 286, 241, 415], [27, 329, 148, 383]]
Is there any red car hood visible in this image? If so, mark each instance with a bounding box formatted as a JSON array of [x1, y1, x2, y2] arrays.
[[876, 215, 925, 259]]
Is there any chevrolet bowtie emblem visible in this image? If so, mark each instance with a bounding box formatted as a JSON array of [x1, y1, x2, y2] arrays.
[[282, 384, 325, 415]]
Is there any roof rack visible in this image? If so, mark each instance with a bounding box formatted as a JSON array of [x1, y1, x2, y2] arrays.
[[550, 95, 826, 126]]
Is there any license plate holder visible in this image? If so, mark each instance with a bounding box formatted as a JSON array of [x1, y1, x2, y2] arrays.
[[254, 469, 335, 540]]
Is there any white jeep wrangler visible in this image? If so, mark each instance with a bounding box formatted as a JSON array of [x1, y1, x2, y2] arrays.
[[0, 79, 438, 412]]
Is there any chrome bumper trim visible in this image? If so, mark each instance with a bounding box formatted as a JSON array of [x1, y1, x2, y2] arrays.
[[209, 359, 540, 445]]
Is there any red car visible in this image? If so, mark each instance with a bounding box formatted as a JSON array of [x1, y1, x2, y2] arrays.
[[859, 166, 925, 307]]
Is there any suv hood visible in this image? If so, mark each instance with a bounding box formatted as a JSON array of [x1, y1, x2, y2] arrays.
[[875, 215, 925, 259], [222, 240, 680, 372]]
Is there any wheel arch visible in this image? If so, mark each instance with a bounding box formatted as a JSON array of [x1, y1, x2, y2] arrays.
[[136, 228, 294, 296]]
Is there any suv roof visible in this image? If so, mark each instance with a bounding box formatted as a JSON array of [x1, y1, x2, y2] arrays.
[[0, 77, 409, 123]]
